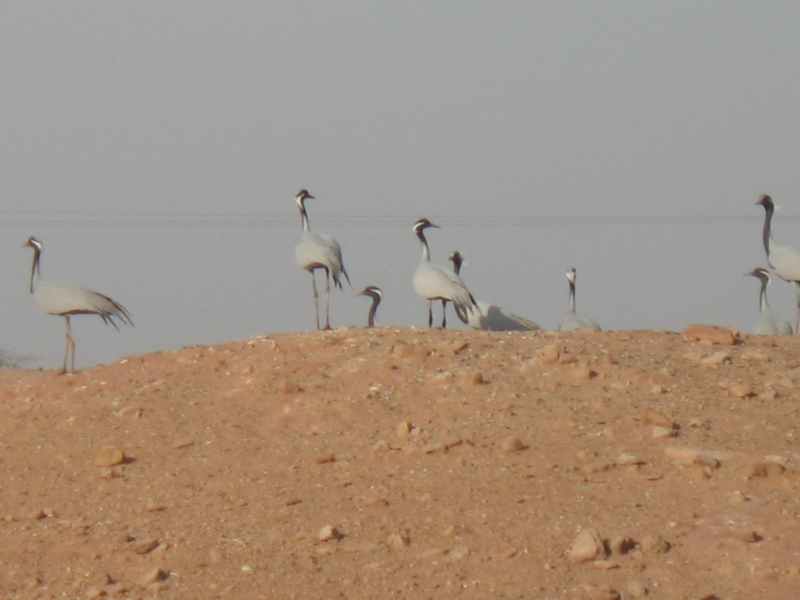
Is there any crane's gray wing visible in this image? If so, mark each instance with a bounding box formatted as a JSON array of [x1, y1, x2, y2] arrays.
[[33, 280, 132, 328]]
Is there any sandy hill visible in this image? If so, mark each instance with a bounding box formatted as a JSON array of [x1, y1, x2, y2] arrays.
[[0, 327, 799, 599]]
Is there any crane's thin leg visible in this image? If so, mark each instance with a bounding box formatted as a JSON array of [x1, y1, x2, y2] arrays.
[[62, 316, 75, 374], [310, 271, 320, 330], [427, 301, 433, 328], [440, 300, 447, 329], [323, 268, 332, 330]]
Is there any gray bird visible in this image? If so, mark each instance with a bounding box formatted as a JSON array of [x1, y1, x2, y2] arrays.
[[558, 267, 601, 331], [23, 236, 133, 373], [412, 218, 477, 328], [756, 194, 800, 334], [294, 189, 351, 330], [448, 251, 541, 331], [356, 285, 382, 327], [745, 267, 793, 335]]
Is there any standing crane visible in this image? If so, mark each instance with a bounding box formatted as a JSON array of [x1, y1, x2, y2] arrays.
[[294, 189, 351, 330], [356, 285, 383, 327], [23, 236, 133, 373], [558, 267, 601, 331], [756, 194, 800, 334], [744, 267, 793, 335], [412, 218, 477, 328], [448, 251, 540, 331]]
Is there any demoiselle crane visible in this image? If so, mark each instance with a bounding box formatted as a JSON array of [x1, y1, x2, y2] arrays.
[[756, 194, 800, 334], [558, 267, 601, 331], [448, 251, 541, 331], [294, 189, 351, 330], [744, 267, 793, 335], [356, 285, 382, 327], [23, 236, 133, 373], [412, 218, 477, 328]]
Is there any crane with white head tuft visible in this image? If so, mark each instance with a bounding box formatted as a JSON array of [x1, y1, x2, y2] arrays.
[[23, 236, 133, 373], [294, 189, 351, 330], [744, 267, 793, 335], [356, 285, 382, 327], [756, 194, 800, 334], [412, 218, 477, 328], [558, 268, 601, 331], [448, 251, 541, 331]]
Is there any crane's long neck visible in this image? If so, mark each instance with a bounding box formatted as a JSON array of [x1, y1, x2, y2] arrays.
[[367, 295, 379, 327], [416, 229, 430, 262], [298, 200, 311, 232], [29, 246, 42, 294], [758, 276, 770, 313], [568, 279, 576, 313], [761, 201, 774, 257]]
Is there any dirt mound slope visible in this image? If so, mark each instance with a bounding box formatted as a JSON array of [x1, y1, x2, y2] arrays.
[[1, 327, 799, 599]]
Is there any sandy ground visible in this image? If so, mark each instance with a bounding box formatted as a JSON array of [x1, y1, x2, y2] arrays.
[[1, 327, 799, 600]]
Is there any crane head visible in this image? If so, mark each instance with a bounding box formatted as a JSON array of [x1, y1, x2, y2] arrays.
[[744, 267, 769, 283], [23, 236, 42, 251], [756, 195, 773, 210], [566, 267, 577, 283], [356, 285, 383, 300], [413, 218, 439, 233]]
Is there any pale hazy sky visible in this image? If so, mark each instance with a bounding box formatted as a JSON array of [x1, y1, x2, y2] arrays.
[[2, 2, 800, 369]]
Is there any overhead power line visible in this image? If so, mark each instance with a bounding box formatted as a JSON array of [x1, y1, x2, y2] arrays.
[[0, 210, 788, 229]]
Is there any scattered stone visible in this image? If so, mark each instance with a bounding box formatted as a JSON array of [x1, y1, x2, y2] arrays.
[[609, 536, 634, 555], [652, 426, 675, 439], [700, 351, 731, 366], [417, 548, 448, 559], [682, 464, 711, 481], [241, 565, 253, 574], [422, 442, 444, 454], [639, 533, 670, 554], [731, 529, 759, 543], [501, 437, 526, 453], [641, 409, 675, 428], [313, 452, 335, 464], [94, 447, 125, 467], [616, 453, 642, 466], [171, 439, 194, 449], [592, 560, 620, 570], [583, 462, 614, 475], [443, 437, 463, 450], [448, 545, 470, 561], [277, 378, 302, 394], [25, 509, 46, 521], [459, 369, 485, 388], [132, 538, 159, 555], [318, 525, 343, 541], [137, 566, 167, 587], [746, 461, 785, 479], [569, 528, 608, 563], [396, 422, 411, 439], [362, 496, 388, 507], [664, 447, 720, 468], [536, 344, 562, 364], [387, 533, 410, 549], [728, 384, 755, 398], [683, 324, 737, 345], [571, 365, 597, 380]]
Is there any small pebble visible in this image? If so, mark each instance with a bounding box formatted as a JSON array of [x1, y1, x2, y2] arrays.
[[94, 447, 125, 467]]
